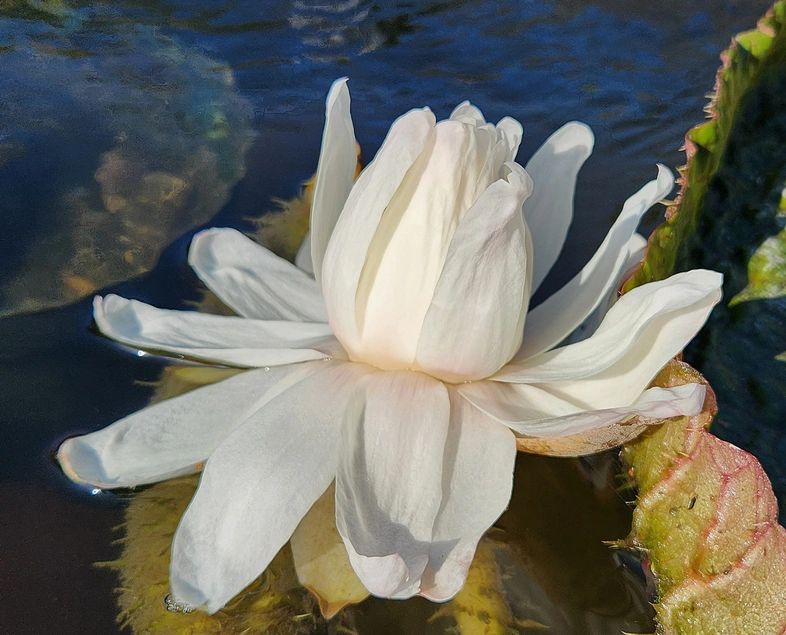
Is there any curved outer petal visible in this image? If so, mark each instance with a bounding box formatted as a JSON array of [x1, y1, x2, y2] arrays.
[[295, 232, 314, 275], [321, 108, 436, 357], [335, 370, 450, 598], [419, 389, 516, 601], [449, 101, 486, 125], [354, 119, 499, 368], [415, 163, 533, 382], [518, 166, 673, 359], [94, 294, 342, 368], [310, 78, 357, 288], [523, 122, 595, 294], [170, 361, 372, 614], [493, 271, 723, 408], [463, 381, 706, 443], [188, 228, 328, 322], [57, 364, 313, 488], [560, 232, 650, 348], [459, 379, 585, 424]]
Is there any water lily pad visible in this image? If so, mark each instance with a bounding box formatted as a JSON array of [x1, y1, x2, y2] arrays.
[[729, 226, 786, 306], [620, 3, 786, 631], [622, 361, 786, 635]]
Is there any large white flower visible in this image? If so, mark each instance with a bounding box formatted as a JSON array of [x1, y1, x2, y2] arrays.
[[57, 78, 722, 614]]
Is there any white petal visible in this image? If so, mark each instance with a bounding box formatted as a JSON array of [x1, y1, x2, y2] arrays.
[[335, 371, 450, 598], [310, 78, 357, 288], [449, 101, 486, 125], [94, 294, 341, 368], [295, 232, 314, 275], [560, 231, 649, 347], [419, 389, 516, 601], [354, 119, 492, 368], [518, 166, 672, 358], [189, 228, 328, 322], [57, 364, 314, 488], [415, 163, 533, 382], [459, 379, 584, 423], [625, 232, 649, 265], [170, 361, 371, 613], [523, 122, 594, 294], [496, 116, 523, 161], [321, 108, 436, 357], [493, 270, 723, 407], [495, 383, 706, 440]]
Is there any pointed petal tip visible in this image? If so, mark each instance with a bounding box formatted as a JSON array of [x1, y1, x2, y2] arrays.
[[169, 574, 211, 614], [56, 435, 120, 488], [327, 77, 350, 102], [655, 163, 675, 196], [502, 161, 533, 195], [346, 548, 411, 598], [187, 227, 238, 267], [56, 438, 86, 485], [556, 121, 595, 151]]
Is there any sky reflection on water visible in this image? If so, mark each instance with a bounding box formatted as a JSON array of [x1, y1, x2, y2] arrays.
[[0, 0, 776, 633]]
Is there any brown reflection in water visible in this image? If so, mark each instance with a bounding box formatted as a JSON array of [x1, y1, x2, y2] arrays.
[[498, 454, 645, 617]]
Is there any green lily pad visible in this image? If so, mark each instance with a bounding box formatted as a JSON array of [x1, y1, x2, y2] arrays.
[[620, 2, 786, 633], [730, 227, 786, 306]]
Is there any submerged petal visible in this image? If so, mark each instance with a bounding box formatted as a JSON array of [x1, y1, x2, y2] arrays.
[[170, 361, 371, 613], [321, 107, 436, 357], [523, 122, 595, 294], [290, 482, 369, 618], [419, 389, 516, 601], [94, 294, 342, 367], [310, 78, 357, 288], [57, 364, 315, 488], [189, 228, 328, 322], [494, 270, 723, 405], [416, 162, 533, 382], [518, 166, 673, 359], [335, 371, 450, 598]]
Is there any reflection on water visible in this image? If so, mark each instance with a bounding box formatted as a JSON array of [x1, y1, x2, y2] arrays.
[[0, 0, 775, 633], [0, 9, 254, 314]]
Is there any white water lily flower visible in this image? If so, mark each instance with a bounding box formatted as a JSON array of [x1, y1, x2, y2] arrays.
[[57, 78, 722, 613]]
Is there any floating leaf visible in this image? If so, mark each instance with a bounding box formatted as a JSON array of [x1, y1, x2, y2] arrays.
[[730, 227, 786, 306], [620, 3, 786, 632], [622, 361, 786, 635]]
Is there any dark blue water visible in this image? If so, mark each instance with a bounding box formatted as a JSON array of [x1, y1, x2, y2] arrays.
[[0, 1, 775, 633]]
